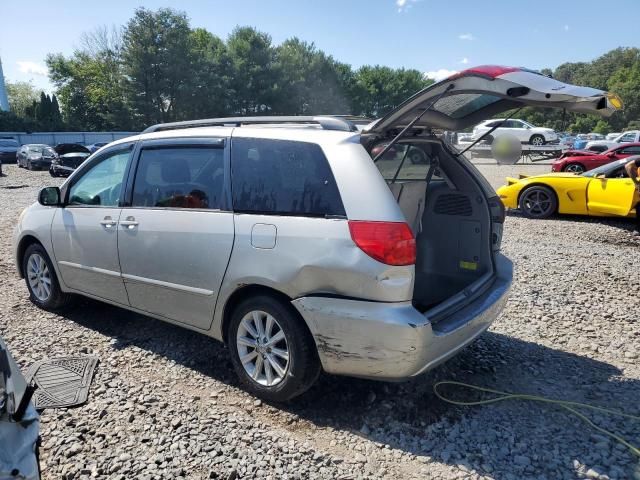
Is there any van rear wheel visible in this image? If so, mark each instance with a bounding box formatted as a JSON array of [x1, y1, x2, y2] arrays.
[[228, 295, 320, 402]]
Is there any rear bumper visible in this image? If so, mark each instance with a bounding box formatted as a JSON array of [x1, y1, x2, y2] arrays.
[[292, 254, 513, 380], [28, 160, 51, 168]]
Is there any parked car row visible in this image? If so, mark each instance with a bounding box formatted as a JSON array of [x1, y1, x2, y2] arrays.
[[552, 142, 640, 173], [2, 142, 96, 177], [585, 130, 640, 151], [472, 118, 558, 145]]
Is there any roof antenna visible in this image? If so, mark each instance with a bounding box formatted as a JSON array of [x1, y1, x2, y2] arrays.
[[373, 83, 456, 163]]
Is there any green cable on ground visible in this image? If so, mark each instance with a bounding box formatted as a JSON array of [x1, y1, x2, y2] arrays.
[[433, 380, 640, 458]]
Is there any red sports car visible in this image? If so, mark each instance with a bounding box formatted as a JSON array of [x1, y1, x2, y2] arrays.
[[551, 142, 640, 173]]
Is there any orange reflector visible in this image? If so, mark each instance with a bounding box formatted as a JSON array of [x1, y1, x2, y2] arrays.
[[608, 93, 623, 110]]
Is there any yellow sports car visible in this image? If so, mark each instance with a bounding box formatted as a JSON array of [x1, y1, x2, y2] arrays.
[[497, 159, 639, 219]]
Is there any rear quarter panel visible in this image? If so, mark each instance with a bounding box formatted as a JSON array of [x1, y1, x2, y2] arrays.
[[210, 214, 415, 339]]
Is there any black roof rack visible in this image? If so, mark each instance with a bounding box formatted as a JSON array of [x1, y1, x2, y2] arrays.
[[142, 116, 361, 134]]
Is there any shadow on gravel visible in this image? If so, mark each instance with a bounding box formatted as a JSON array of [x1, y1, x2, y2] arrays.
[[59, 297, 640, 477], [507, 208, 638, 230]]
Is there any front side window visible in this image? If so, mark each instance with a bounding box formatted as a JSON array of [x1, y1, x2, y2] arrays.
[[231, 138, 345, 217], [620, 146, 640, 155], [620, 133, 635, 142], [131, 146, 225, 210], [68, 149, 131, 206]]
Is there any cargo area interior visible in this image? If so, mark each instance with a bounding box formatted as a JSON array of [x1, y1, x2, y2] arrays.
[[376, 139, 494, 313]]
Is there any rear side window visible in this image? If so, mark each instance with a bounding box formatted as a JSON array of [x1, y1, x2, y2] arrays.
[[231, 138, 345, 217], [132, 147, 225, 210], [374, 143, 442, 182]]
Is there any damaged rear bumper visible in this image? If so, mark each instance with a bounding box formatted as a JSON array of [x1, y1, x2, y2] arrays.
[[292, 254, 512, 380]]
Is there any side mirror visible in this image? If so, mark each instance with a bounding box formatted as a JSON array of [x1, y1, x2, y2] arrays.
[[606, 152, 616, 157], [38, 187, 62, 206], [595, 173, 606, 179]]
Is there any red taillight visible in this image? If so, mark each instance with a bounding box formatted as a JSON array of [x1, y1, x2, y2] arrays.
[[448, 65, 521, 80], [348, 221, 416, 266]]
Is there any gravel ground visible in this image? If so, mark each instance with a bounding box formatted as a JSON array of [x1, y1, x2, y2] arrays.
[[1, 161, 639, 480]]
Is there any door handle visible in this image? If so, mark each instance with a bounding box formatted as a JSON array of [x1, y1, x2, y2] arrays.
[[100, 216, 117, 228], [120, 216, 138, 229]]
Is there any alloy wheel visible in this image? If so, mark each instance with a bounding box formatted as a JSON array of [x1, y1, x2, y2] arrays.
[[236, 310, 290, 387], [27, 253, 52, 302], [521, 189, 553, 218], [531, 136, 544, 146], [565, 164, 585, 173]]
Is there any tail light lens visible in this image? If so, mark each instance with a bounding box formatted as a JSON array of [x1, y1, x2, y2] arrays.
[[348, 221, 416, 266]]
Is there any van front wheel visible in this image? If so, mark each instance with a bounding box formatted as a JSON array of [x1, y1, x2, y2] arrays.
[[22, 243, 72, 310], [228, 295, 320, 402]]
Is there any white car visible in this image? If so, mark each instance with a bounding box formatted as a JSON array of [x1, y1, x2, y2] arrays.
[[472, 119, 558, 146], [585, 130, 640, 150], [606, 132, 621, 140]]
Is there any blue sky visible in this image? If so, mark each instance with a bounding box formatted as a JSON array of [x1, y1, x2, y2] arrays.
[[2, 0, 639, 93]]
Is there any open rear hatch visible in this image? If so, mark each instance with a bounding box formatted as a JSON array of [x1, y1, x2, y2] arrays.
[[362, 65, 621, 137], [362, 66, 621, 321]]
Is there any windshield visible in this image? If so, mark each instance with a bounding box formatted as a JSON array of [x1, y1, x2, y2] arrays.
[[582, 159, 627, 177]]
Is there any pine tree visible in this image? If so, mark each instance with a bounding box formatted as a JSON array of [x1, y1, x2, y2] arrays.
[[51, 94, 63, 129]]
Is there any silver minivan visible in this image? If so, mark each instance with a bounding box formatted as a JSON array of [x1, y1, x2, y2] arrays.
[[13, 66, 619, 400]]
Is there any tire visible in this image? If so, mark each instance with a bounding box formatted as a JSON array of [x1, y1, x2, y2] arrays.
[[49, 169, 58, 177], [26, 160, 33, 171], [22, 243, 72, 310], [563, 163, 585, 173], [228, 295, 320, 402], [518, 186, 557, 219], [408, 147, 427, 164], [529, 134, 545, 146]]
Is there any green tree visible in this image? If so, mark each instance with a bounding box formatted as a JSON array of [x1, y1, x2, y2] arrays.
[[5, 81, 39, 118], [227, 27, 278, 114], [273, 38, 353, 115], [48, 26, 133, 130], [351, 66, 430, 117], [593, 119, 612, 135], [568, 115, 597, 134], [186, 28, 233, 118], [122, 8, 194, 125]]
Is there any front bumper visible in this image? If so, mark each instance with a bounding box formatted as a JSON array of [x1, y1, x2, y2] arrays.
[[49, 164, 75, 176], [292, 254, 513, 380]]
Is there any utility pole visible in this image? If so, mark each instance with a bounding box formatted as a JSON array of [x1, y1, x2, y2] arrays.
[[0, 57, 9, 111]]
